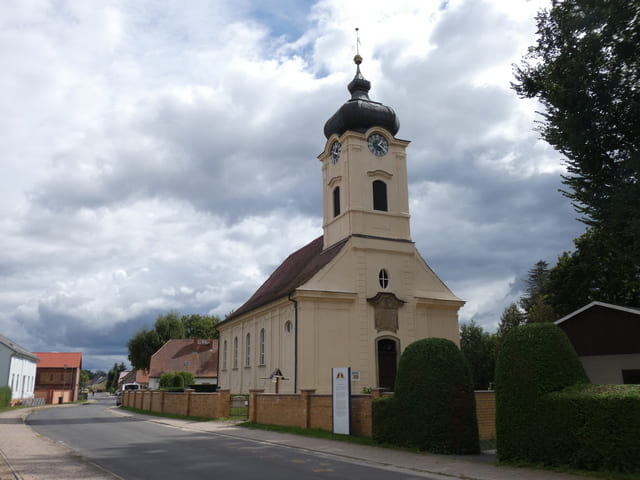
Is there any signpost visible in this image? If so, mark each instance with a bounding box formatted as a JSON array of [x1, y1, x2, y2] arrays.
[[332, 367, 351, 435]]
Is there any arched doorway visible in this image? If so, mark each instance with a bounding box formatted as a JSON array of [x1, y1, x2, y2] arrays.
[[377, 338, 398, 391]]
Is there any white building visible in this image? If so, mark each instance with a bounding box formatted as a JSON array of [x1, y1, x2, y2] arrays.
[[0, 334, 39, 402]]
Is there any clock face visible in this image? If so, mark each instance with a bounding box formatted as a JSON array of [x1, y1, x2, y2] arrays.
[[330, 140, 341, 164], [367, 133, 388, 157]]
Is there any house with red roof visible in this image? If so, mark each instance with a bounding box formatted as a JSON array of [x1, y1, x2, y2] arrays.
[[148, 338, 217, 390], [34, 352, 82, 404]]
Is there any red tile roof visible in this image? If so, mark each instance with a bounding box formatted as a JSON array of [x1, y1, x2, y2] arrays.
[[34, 352, 82, 369], [149, 339, 218, 379], [223, 235, 348, 322]]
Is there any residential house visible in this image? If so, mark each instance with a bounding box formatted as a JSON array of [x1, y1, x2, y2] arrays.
[[216, 56, 464, 395], [0, 334, 38, 404], [555, 301, 640, 384], [34, 352, 82, 404], [148, 338, 218, 390]]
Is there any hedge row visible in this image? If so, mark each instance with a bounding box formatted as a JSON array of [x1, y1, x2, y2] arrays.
[[0, 386, 11, 408], [496, 323, 640, 474], [495, 323, 588, 462], [540, 384, 640, 473]]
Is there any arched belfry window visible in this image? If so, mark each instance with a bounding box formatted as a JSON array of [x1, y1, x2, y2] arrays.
[[373, 180, 388, 211], [333, 186, 340, 217]]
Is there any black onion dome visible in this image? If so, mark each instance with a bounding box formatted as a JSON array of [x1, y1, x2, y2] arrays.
[[323, 55, 400, 139]]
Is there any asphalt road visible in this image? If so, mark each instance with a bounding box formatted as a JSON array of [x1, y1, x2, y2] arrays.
[[27, 396, 431, 480]]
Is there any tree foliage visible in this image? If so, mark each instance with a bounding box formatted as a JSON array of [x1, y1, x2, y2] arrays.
[[460, 320, 497, 390], [497, 303, 525, 340], [547, 229, 640, 317], [127, 327, 162, 371], [513, 0, 640, 311], [105, 362, 127, 392], [182, 314, 219, 339], [127, 312, 221, 371]]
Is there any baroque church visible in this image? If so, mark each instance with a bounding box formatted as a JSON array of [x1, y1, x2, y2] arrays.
[[216, 54, 463, 394]]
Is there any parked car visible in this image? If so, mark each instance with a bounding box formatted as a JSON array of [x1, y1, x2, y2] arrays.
[[116, 382, 141, 406]]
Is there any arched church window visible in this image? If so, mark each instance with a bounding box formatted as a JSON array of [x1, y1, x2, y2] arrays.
[[284, 320, 292, 333], [233, 337, 238, 369], [246, 333, 251, 367], [379, 269, 389, 289], [223, 340, 228, 370], [259, 328, 265, 365], [373, 180, 388, 211], [333, 186, 340, 217]]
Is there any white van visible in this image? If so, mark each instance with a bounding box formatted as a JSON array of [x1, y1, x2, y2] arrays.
[[116, 382, 141, 405]]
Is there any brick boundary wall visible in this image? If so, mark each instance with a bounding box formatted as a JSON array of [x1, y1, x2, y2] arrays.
[[249, 389, 495, 441], [122, 389, 495, 441], [122, 389, 231, 419]]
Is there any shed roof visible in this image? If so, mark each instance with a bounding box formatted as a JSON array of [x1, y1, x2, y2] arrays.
[[34, 352, 82, 369]]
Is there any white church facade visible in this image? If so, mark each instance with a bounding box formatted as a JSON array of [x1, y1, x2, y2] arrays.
[[216, 55, 464, 394]]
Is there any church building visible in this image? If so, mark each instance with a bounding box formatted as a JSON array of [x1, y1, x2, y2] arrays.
[[216, 54, 464, 394]]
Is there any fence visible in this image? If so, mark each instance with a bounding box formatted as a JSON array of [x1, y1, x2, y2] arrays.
[[122, 388, 496, 441], [122, 389, 230, 418]]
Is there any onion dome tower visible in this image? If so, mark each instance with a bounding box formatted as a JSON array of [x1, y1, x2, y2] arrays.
[[323, 54, 400, 139], [318, 55, 411, 249]]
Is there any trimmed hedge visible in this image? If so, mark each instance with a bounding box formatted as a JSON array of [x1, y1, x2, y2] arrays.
[[541, 384, 640, 473], [495, 323, 589, 462], [371, 395, 397, 444], [392, 338, 479, 454], [159, 371, 195, 389], [0, 386, 11, 408]]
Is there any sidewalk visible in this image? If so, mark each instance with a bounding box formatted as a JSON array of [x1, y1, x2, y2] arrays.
[[1, 405, 588, 480], [0, 406, 117, 480]]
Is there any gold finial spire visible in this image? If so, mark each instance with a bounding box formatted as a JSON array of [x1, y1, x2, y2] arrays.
[[354, 27, 362, 65]]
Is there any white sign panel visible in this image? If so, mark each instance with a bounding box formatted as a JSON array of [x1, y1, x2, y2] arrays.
[[332, 367, 351, 435]]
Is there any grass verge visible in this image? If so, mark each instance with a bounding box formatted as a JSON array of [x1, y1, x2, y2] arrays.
[[119, 406, 214, 422], [238, 422, 380, 447]]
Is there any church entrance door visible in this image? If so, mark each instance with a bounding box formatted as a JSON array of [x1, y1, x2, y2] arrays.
[[377, 338, 398, 391]]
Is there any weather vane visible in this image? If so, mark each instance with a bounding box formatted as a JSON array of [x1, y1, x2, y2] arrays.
[[354, 27, 362, 65]]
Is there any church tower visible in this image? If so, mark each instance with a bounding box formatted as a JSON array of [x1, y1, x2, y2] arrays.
[[319, 54, 411, 249]]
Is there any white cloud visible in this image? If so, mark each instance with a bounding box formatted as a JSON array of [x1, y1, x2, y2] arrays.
[[0, 0, 586, 370]]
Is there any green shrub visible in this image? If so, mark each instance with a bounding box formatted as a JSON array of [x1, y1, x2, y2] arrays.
[[495, 323, 589, 463], [159, 372, 175, 388], [171, 373, 185, 388], [394, 338, 480, 454], [0, 386, 11, 408], [371, 395, 398, 444], [541, 384, 640, 473], [176, 371, 194, 386]]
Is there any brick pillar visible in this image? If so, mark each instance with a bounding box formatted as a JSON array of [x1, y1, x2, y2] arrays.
[[371, 388, 385, 400], [185, 390, 193, 417], [216, 389, 230, 418], [300, 389, 315, 429], [248, 389, 264, 423], [160, 390, 166, 413]]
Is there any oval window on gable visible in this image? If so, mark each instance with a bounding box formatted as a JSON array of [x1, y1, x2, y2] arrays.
[[379, 269, 389, 289]]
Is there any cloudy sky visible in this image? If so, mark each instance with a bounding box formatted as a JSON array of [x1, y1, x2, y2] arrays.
[[1, 0, 585, 372]]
